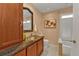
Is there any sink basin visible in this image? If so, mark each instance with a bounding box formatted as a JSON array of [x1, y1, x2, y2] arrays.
[[30, 35, 39, 40], [24, 35, 39, 42]]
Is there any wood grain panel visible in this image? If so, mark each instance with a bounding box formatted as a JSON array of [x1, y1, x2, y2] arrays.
[[0, 4, 3, 46], [27, 43, 37, 56], [37, 39, 43, 56], [15, 49, 26, 56], [0, 3, 23, 48]]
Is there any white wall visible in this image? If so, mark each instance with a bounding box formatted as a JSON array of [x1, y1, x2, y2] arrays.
[[71, 3, 79, 56]]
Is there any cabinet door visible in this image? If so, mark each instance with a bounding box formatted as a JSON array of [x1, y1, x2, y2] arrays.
[[37, 39, 43, 56], [27, 43, 37, 56], [15, 49, 26, 56], [0, 4, 23, 47], [0, 4, 3, 46]]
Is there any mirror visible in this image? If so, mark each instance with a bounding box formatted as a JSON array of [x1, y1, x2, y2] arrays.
[[23, 7, 33, 32]]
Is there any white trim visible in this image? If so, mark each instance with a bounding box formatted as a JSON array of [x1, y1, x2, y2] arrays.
[[61, 14, 73, 19]]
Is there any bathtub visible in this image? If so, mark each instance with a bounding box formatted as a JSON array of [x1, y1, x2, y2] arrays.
[[62, 40, 73, 56]]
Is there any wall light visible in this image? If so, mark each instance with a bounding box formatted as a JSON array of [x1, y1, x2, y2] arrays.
[[23, 20, 30, 23], [61, 14, 73, 19], [26, 20, 30, 23], [23, 21, 26, 23]]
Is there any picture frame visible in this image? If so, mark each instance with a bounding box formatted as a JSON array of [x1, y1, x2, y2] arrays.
[[44, 19, 56, 28]]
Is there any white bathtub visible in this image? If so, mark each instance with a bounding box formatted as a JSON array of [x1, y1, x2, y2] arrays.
[[62, 41, 73, 56]]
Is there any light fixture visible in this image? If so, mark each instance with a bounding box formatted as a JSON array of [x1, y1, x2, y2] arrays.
[[23, 21, 26, 23], [61, 14, 73, 19], [26, 20, 30, 23], [23, 20, 30, 23]]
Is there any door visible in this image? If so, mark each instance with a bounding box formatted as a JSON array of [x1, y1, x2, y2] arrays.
[[60, 15, 73, 56], [71, 3, 79, 56], [0, 4, 23, 47]]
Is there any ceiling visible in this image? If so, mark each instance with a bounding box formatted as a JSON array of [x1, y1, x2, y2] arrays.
[[33, 3, 73, 13]]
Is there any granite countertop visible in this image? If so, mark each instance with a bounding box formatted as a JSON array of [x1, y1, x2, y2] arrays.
[[0, 36, 44, 56]]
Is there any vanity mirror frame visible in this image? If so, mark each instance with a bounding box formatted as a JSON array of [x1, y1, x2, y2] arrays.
[[23, 7, 33, 32]]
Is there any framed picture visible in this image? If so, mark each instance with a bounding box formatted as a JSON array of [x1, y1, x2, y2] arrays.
[[44, 19, 56, 28]]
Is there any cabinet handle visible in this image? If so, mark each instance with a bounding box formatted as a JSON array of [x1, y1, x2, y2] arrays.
[[69, 40, 76, 43], [20, 21, 23, 26]]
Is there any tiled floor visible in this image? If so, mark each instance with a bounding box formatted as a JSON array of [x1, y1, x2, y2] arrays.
[[41, 40, 58, 56]]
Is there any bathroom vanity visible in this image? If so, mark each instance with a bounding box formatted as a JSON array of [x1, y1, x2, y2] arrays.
[[0, 35, 44, 56], [15, 35, 44, 56]]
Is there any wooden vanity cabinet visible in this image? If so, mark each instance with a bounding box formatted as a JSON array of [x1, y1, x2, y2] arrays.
[[37, 39, 43, 56], [15, 49, 26, 56], [0, 4, 23, 48], [15, 37, 44, 56], [26, 38, 43, 56], [26, 43, 37, 56]]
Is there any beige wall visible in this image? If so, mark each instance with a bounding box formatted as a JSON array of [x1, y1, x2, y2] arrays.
[[42, 11, 60, 45], [23, 4, 43, 37], [42, 7, 73, 45], [23, 4, 73, 46], [59, 6, 73, 15]]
